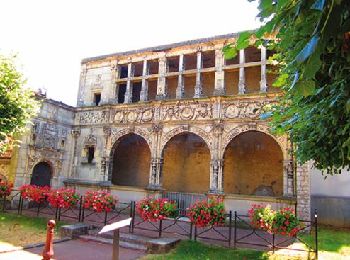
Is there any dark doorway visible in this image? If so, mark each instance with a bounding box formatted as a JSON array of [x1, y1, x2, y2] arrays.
[[30, 162, 52, 187]]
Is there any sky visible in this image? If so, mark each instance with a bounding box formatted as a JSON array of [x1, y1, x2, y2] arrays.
[[0, 0, 261, 106]]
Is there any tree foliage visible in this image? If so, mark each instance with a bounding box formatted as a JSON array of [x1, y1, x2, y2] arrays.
[[224, 0, 350, 175], [0, 54, 39, 154]]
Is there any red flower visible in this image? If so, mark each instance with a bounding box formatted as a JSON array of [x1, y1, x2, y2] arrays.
[[83, 190, 117, 213], [47, 188, 80, 209], [20, 184, 50, 203], [136, 197, 177, 222], [0, 181, 13, 197]]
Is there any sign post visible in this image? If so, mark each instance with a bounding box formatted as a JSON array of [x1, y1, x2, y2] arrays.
[[99, 218, 132, 260]]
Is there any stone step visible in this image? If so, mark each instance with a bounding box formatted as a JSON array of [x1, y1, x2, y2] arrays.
[[79, 234, 147, 251]]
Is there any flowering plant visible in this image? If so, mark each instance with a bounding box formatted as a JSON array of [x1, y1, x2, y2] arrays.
[[83, 190, 117, 213], [0, 181, 13, 197], [20, 184, 50, 203], [187, 198, 226, 227], [136, 197, 177, 222], [47, 188, 80, 209], [248, 204, 301, 237]]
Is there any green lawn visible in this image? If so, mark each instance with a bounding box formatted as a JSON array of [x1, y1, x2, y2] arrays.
[[144, 227, 350, 260], [0, 212, 66, 247]]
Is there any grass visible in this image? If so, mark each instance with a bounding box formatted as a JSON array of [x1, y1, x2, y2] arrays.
[[0, 212, 66, 247], [144, 227, 350, 260]]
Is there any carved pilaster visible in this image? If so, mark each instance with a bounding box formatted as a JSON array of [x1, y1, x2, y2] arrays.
[[210, 159, 224, 193], [283, 159, 295, 197], [148, 157, 163, 190], [71, 128, 81, 178]]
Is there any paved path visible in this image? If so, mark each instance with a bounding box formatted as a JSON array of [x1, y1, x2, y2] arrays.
[[0, 239, 145, 260]]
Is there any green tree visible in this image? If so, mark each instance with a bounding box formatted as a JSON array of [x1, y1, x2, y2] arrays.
[[223, 0, 350, 174], [0, 54, 39, 154]]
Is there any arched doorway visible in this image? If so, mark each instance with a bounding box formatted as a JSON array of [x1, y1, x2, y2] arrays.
[[111, 133, 151, 188], [223, 131, 283, 196], [162, 132, 210, 193], [30, 162, 52, 187]]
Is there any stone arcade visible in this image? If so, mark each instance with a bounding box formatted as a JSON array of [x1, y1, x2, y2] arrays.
[[1, 33, 311, 221]]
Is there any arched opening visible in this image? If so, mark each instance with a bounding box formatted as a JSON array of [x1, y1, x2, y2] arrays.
[[223, 131, 283, 196], [162, 132, 210, 193], [111, 133, 151, 188], [30, 162, 52, 187]]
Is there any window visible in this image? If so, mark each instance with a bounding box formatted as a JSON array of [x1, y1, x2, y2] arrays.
[[94, 93, 101, 106], [117, 84, 126, 103], [87, 146, 95, 163]]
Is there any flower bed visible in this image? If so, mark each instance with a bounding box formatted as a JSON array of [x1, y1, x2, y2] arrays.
[[47, 188, 80, 209], [83, 190, 117, 213], [0, 181, 13, 197], [136, 197, 177, 222], [249, 204, 301, 237], [20, 184, 50, 203], [187, 198, 226, 227]]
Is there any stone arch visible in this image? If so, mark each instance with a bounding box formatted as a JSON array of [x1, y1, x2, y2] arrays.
[[30, 161, 53, 187], [109, 133, 151, 188], [223, 130, 284, 196], [111, 127, 152, 150], [160, 126, 212, 157], [161, 132, 211, 193], [221, 124, 287, 159]]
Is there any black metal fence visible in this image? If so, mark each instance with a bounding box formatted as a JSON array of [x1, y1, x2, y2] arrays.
[[234, 210, 318, 259], [1, 193, 318, 258]]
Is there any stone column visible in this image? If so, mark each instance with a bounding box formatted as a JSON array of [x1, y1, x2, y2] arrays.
[[283, 159, 295, 197], [140, 59, 149, 101], [213, 48, 225, 96], [296, 163, 311, 221], [77, 64, 87, 106], [124, 63, 133, 103], [238, 49, 246, 94], [194, 51, 203, 98], [71, 128, 81, 178], [148, 157, 163, 189], [260, 46, 267, 93], [156, 55, 167, 100], [176, 54, 185, 98], [210, 159, 224, 193]]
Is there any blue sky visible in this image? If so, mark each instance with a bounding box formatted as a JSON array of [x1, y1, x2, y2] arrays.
[[0, 0, 261, 106]]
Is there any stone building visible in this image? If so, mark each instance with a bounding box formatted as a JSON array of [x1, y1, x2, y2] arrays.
[[1, 33, 311, 221]]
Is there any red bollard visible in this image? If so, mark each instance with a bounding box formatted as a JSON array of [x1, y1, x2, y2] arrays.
[[42, 220, 56, 260]]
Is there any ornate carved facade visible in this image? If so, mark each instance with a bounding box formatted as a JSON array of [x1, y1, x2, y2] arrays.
[[6, 33, 311, 221]]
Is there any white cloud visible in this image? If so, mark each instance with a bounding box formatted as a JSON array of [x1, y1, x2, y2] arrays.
[[0, 0, 261, 106]]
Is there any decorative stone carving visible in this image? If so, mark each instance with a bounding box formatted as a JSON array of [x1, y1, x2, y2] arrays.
[[212, 121, 224, 137], [84, 134, 97, 146], [161, 101, 212, 121], [71, 128, 81, 138], [27, 145, 63, 175], [79, 110, 110, 124], [151, 123, 163, 134], [113, 108, 154, 124], [223, 100, 275, 119]]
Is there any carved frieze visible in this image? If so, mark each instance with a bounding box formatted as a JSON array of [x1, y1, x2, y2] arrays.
[[27, 145, 63, 174], [112, 108, 154, 124], [32, 122, 68, 150], [161, 101, 212, 121], [223, 100, 274, 119], [79, 110, 110, 124]]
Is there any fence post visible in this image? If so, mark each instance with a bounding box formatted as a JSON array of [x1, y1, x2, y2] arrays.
[[104, 211, 108, 225], [17, 196, 22, 214], [78, 196, 83, 222], [37, 201, 41, 216], [272, 233, 275, 253], [159, 219, 163, 238], [189, 222, 193, 240], [55, 207, 59, 221], [130, 201, 135, 233], [234, 211, 237, 249], [315, 209, 318, 260], [194, 226, 197, 241], [2, 196, 6, 212], [58, 208, 61, 221], [228, 211, 232, 247]]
